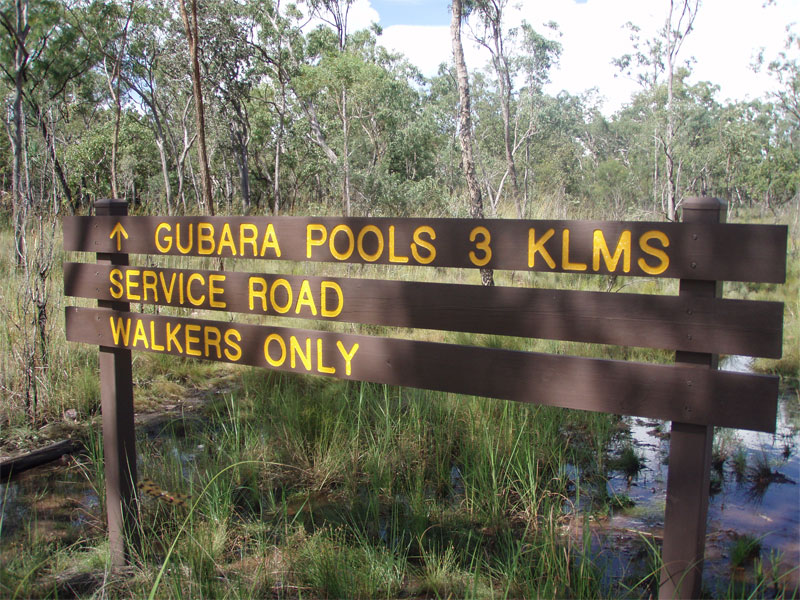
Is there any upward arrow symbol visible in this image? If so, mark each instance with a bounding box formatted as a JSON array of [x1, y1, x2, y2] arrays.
[[110, 222, 129, 251]]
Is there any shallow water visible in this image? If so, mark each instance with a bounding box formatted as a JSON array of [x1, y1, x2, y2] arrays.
[[0, 462, 101, 543], [593, 356, 799, 594]]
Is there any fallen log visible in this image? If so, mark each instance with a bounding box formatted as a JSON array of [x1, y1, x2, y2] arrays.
[[0, 439, 85, 480]]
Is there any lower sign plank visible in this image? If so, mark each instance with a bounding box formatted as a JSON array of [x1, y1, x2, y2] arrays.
[[65, 307, 778, 432]]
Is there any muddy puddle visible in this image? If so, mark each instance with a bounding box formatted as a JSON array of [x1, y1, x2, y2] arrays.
[[0, 460, 102, 546]]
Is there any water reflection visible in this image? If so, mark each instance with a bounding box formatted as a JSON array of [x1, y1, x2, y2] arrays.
[[598, 355, 799, 592]]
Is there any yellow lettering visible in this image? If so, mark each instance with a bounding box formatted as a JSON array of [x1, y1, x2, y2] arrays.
[[330, 225, 355, 261], [142, 270, 158, 302], [187, 273, 206, 306], [411, 226, 436, 265], [316, 338, 335, 374], [209, 275, 226, 308], [290, 336, 312, 371], [307, 224, 327, 258], [295, 280, 317, 316], [217, 223, 236, 256], [270, 279, 292, 314], [155, 223, 172, 253], [240, 223, 259, 256], [197, 222, 214, 255], [259, 223, 281, 257], [469, 226, 492, 267], [185, 324, 202, 356], [204, 326, 222, 359], [638, 230, 670, 275], [109, 317, 132, 346], [166, 322, 183, 353], [336, 341, 359, 376], [132, 319, 149, 349], [561, 230, 588, 271], [125, 269, 141, 301], [388, 226, 409, 263], [150, 321, 165, 351], [264, 333, 286, 367], [527, 228, 556, 269], [160, 272, 176, 303], [357, 225, 384, 262], [321, 281, 343, 318], [109, 268, 123, 299], [248, 277, 268, 311], [593, 230, 631, 273], [224, 329, 242, 362], [175, 223, 193, 254]]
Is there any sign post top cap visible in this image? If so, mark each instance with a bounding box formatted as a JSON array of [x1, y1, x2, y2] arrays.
[[682, 196, 725, 211], [95, 198, 128, 208]]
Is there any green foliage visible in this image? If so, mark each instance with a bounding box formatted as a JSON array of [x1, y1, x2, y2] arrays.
[[730, 534, 762, 569]]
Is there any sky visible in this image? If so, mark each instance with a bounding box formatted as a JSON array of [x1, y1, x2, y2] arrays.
[[336, 0, 799, 115]]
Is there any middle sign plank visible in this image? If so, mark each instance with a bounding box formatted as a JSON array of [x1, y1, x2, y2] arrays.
[[65, 307, 778, 433], [63, 263, 784, 359]]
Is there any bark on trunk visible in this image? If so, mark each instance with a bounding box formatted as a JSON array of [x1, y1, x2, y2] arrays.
[[179, 0, 215, 215], [9, 0, 29, 267], [451, 0, 493, 286]]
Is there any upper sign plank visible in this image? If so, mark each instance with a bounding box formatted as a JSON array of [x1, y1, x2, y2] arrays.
[[63, 216, 788, 282]]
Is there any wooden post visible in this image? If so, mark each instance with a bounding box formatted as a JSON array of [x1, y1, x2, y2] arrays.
[[660, 196, 725, 599], [95, 198, 139, 567]]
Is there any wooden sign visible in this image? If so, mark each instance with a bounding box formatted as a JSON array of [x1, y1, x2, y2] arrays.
[[63, 215, 788, 282], [65, 306, 778, 432], [63, 263, 784, 358], [63, 198, 787, 599]]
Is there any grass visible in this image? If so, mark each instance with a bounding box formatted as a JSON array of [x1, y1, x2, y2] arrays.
[[1, 369, 629, 598], [730, 534, 762, 570]]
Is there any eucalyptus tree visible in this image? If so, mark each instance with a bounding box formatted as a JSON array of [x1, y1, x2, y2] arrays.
[[0, 0, 31, 263], [755, 26, 800, 208], [516, 23, 562, 210], [470, 0, 519, 212], [451, 0, 492, 285], [85, 0, 134, 200], [200, 0, 255, 212], [246, 0, 307, 214], [300, 0, 356, 215], [614, 1, 700, 220], [1, 0, 104, 256], [613, 22, 664, 214], [662, 0, 700, 220], [121, 0, 189, 213], [178, 0, 214, 214]]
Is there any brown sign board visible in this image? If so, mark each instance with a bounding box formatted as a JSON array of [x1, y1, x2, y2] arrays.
[[64, 262, 784, 358], [63, 216, 788, 283], [65, 307, 778, 432]]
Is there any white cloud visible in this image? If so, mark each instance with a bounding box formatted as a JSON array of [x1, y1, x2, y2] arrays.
[[375, 0, 800, 114], [381, 25, 452, 74], [347, 0, 381, 31]]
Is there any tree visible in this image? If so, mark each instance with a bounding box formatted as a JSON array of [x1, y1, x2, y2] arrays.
[[663, 0, 700, 220], [303, 0, 355, 216], [0, 0, 30, 264], [246, 0, 306, 214], [471, 0, 520, 214], [451, 0, 492, 285], [178, 0, 214, 214], [95, 0, 135, 200]]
